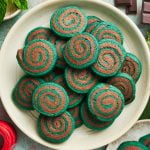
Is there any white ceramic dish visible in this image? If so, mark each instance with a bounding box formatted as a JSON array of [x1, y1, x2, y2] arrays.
[[0, 0, 150, 149], [107, 119, 150, 150]]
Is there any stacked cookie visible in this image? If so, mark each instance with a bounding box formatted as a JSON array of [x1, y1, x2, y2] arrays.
[[12, 6, 142, 143]]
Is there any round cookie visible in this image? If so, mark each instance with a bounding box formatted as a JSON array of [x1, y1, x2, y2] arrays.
[[68, 105, 83, 128], [92, 24, 123, 44], [117, 141, 148, 150], [85, 22, 100, 33], [37, 112, 75, 143], [121, 53, 142, 82], [12, 75, 43, 110], [87, 16, 102, 25], [32, 82, 69, 116], [107, 73, 136, 104], [85, 21, 111, 34], [55, 39, 67, 68], [139, 134, 150, 148], [50, 6, 87, 38], [88, 83, 124, 121], [25, 27, 58, 45], [81, 102, 114, 130], [53, 75, 84, 108], [92, 39, 126, 77], [65, 67, 99, 94], [42, 71, 56, 82], [17, 39, 57, 76], [64, 33, 99, 69]]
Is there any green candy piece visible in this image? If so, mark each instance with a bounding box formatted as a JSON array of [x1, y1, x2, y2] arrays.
[[87, 16, 102, 25], [139, 134, 150, 148], [37, 112, 75, 143], [32, 82, 69, 116], [81, 102, 113, 130], [25, 27, 58, 45], [55, 39, 67, 68], [68, 105, 83, 128], [92, 39, 126, 77], [53, 75, 84, 108], [17, 39, 57, 76], [107, 73, 136, 105], [65, 67, 99, 94], [117, 141, 148, 150], [121, 52, 142, 82], [50, 6, 87, 37], [88, 83, 124, 121], [64, 33, 99, 69], [12, 75, 44, 110]]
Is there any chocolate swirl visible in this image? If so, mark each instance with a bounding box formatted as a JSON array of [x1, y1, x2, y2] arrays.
[[107, 73, 136, 104], [53, 75, 84, 108], [68, 105, 83, 128], [81, 102, 113, 130], [64, 33, 99, 69], [121, 53, 142, 82], [92, 39, 126, 77], [50, 6, 87, 37], [38, 112, 75, 143], [65, 67, 98, 94], [12, 75, 43, 110], [32, 83, 69, 116], [17, 40, 57, 76], [88, 83, 124, 121]]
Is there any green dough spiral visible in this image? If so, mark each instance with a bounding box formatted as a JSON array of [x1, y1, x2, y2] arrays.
[[88, 83, 124, 121], [12, 75, 43, 110], [37, 112, 75, 143], [32, 82, 69, 116]]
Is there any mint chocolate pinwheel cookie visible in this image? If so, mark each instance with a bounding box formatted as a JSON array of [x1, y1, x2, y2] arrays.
[[107, 73, 136, 104], [25, 27, 58, 45], [50, 6, 87, 38], [55, 39, 67, 68], [65, 67, 99, 94], [12, 75, 44, 110], [53, 75, 84, 108], [92, 39, 126, 77], [32, 83, 69, 117], [88, 83, 124, 121], [139, 134, 150, 148], [64, 33, 99, 69], [81, 102, 113, 130], [117, 141, 148, 150], [91, 24, 124, 44], [37, 112, 75, 143], [87, 16, 102, 25], [68, 105, 83, 128], [17, 39, 57, 76], [121, 53, 142, 82]]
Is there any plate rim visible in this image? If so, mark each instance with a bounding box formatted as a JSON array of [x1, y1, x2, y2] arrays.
[[0, 0, 150, 149]]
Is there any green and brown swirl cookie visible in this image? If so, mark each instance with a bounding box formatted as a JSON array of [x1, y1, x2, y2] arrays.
[[37, 112, 75, 143], [32, 82, 69, 116]]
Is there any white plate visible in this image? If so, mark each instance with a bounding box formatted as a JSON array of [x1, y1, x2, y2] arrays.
[[0, 0, 150, 149], [107, 119, 150, 150]]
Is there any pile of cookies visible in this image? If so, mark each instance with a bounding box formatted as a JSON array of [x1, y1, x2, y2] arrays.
[[12, 6, 142, 143]]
